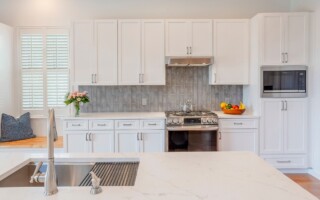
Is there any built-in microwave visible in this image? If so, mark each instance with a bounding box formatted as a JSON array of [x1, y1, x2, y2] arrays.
[[261, 65, 307, 98]]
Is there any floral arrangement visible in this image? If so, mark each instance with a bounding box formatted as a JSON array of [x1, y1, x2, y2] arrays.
[[64, 91, 90, 116]]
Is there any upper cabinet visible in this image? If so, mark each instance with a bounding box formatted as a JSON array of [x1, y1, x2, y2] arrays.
[[165, 20, 213, 57], [73, 20, 118, 85], [260, 13, 309, 65], [210, 19, 250, 85], [118, 20, 165, 85]]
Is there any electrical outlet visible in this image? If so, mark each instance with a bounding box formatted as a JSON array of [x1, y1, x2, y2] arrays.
[[142, 98, 148, 106]]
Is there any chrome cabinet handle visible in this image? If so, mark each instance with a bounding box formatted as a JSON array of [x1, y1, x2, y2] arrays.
[[190, 46, 192, 55], [97, 124, 106, 127], [123, 123, 132, 126], [148, 123, 157, 126], [233, 122, 243, 125], [186, 46, 189, 55], [218, 131, 222, 140], [85, 133, 88, 141], [92, 74, 94, 84], [285, 53, 289, 63], [276, 160, 291, 164], [89, 133, 93, 141], [281, 53, 285, 63], [285, 100, 288, 111], [72, 124, 81, 127], [140, 133, 143, 141], [214, 72, 217, 83]]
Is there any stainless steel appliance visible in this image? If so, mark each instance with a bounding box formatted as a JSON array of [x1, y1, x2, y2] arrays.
[[166, 111, 218, 152], [261, 65, 307, 98]]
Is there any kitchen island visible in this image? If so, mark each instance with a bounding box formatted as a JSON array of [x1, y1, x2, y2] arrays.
[[0, 152, 317, 200]]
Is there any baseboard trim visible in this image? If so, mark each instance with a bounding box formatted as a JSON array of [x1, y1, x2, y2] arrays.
[[308, 169, 320, 180]]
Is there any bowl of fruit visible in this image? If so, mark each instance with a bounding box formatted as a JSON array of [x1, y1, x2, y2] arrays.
[[220, 102, 246, 115]]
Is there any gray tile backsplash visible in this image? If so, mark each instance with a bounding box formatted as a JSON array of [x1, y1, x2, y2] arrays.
[[79, 67, 243, 112]]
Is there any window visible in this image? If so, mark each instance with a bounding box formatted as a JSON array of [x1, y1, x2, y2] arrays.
[[19, 28, 69, 116]]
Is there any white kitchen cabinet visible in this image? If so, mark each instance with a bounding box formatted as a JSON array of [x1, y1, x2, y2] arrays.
[[218, 119, 259, 153], [73, 20, 118, 85], [260, 13, 309, 65], [64, 131, 90, 153], [140, 130, 165, 152], [115, 131, 140, 153], [90, 131, 114, 153], [166, 19, 212, 57], [118, 20, 165, 85], [260, 99, 308, 168], [210, 19, 249, 85]]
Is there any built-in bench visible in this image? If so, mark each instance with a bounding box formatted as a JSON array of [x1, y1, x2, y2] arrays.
[[0, 136, 64, 152]]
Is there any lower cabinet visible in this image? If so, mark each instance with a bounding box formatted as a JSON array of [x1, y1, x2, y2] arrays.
[[64, 131, 114, 153], [218, 118, 259, 154], [115, 130, 165, 153]]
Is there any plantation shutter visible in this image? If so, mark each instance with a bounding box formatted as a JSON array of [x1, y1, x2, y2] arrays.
[[21, 33, 44, 109], [46, 34, 69, 107]]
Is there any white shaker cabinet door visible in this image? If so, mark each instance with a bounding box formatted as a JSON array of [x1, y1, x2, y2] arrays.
[[90, 131, 115, 153], [260, 100, 284, 154], [65, 131, 89, 153], [95, 20, 118, 85], [73, 21, 95, 85], [190, 20, 213, 57], [141, 20, 165, 85], [285, 13, 309, 65], [115, 131, 140, 153], [283, 99, 307, 154], [212, 19, 249, 85], [118, 20, 141, 85], [260, 14, 285, 65], [165, 20, 190, 56], [141, 130, 165, 153]]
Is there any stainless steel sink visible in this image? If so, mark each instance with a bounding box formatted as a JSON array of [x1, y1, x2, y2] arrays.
[[0, 162, 94, 187], [0, 161, 139, 187]]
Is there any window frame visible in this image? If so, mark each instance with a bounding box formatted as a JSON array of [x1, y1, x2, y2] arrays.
[[17, 27, 71, 118]]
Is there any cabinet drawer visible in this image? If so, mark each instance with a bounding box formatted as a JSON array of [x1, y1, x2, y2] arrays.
[[261, 155, 308, 169], [141, 120, 164, 129], [64, 120, 88, 131], [115, 120, 140, 129], [89, 120, 114, 130], [219, 119, 258, 129]]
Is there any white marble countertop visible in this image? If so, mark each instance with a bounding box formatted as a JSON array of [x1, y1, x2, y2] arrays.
[[0, 152, 316, 200], [214, 111, 260, 119], [62, 112, 166, 120]]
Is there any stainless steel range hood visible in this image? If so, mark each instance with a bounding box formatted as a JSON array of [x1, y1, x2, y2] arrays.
[[166, 57, 213, 67]]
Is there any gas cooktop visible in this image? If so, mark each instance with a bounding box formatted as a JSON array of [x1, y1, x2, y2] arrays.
[[166, 111, 217, 117]]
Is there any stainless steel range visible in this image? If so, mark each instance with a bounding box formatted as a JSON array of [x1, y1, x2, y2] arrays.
[[166, 111, 219, 152]]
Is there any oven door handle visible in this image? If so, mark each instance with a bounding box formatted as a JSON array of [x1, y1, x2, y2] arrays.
[[166, 126, 219, 131]]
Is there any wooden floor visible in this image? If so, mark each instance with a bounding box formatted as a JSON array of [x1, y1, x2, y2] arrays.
[[0, 136, 63, 148], [286, 174, 320, 199]]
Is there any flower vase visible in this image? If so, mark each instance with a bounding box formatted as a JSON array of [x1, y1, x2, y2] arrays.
[[74, 102, 80, 117]]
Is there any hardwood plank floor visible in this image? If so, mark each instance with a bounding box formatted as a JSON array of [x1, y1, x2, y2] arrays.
[[286, 174, 320, 199]]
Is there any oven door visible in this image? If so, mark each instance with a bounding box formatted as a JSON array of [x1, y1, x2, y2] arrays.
[[167, 129, 218, 152], [261, 66, 307, 98]]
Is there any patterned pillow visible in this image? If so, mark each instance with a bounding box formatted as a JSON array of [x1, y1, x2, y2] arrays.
[[0, 112, 35, 142]]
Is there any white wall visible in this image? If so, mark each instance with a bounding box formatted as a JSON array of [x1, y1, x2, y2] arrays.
[[291, 0, 320, 177], [0, 0, 292, 26]]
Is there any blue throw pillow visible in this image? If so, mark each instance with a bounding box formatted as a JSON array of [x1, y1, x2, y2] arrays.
[[0, 112, 36, 142]]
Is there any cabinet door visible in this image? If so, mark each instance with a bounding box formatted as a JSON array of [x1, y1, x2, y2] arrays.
[[73, 21, 95, 85], [95, 20, 118, 85], [165, 20, 190, 56], [218, 129, 258, 153], [115, 131, 140, 153], [260, 100, 284, 154], [141, 20, 165, 85], [190, 20, 213, 56], [118, 20, 141, 85], [65, 132, 89, 153], [285, 13, 309, 65], [90, 131, 115, 153], [141, 130, 165, 152], [283, 99, 307, 154], [261, 14, 285, 65], [212, 19, 249, 85]]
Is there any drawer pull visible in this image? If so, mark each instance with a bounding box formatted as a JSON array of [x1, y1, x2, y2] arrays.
[[123, 123, 133, 126], [97, 124, 107, 127], [276, 160, 292, 164], [148, 123, 157, 126], [71, 124, 81, 127], [234, 122, 243, 125]]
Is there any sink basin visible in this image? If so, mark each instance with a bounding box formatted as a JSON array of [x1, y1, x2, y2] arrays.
[[0, 162, 94, 187], [0, 161, 139, 187]]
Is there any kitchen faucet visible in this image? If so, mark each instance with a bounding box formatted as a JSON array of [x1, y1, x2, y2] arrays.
[[30, 108, 58, 196]]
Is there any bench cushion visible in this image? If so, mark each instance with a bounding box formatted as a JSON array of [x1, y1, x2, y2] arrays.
[[0, 112, 35, 142]]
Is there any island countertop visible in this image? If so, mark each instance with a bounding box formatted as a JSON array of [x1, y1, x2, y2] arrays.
[[0, 152, 316, 200]]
